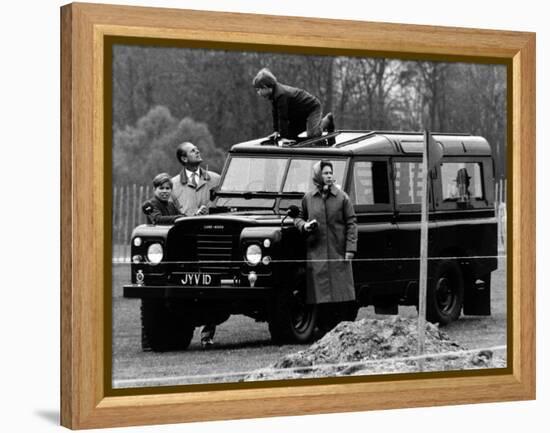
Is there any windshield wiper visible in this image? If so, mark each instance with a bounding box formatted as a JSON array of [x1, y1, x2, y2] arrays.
[[246, 191, 304, 197], [243, 191, 282, 199], [217, 190, 303, 200]]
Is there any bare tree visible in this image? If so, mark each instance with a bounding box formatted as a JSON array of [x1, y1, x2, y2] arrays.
[[112, 47, 507, 185]]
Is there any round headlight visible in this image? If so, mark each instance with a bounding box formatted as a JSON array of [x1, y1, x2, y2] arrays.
[[245, 244, 262, 266], [147, 243, 163, 265]]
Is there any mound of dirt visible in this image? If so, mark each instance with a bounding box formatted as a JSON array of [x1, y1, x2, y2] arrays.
[[245, 317, 505, 381]]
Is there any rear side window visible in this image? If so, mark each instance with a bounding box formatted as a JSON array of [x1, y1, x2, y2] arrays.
[[394, 161, 424, 205], [350, 161, 390, 205], [441, 162, 484, 201]]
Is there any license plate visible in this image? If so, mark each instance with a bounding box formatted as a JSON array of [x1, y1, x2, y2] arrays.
[[180, 272, 217, 286]]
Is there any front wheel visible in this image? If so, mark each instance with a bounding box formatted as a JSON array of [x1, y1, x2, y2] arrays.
[[268, 274, 319, 344], [426, 260, 464, 325], [141, 300, 195, 352]]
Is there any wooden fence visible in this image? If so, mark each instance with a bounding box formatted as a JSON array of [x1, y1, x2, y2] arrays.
[[112, 180, 507, 261], [112, 184, 151, 260]]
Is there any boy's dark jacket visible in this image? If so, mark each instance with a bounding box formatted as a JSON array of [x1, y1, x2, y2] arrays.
[[271, 83, 320, 138], [142, 197, 181, 224]]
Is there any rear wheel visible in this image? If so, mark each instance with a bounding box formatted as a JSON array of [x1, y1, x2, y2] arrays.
[[141, 300, 195, 352], [268, 273, 319, 344], [426, 260, 464, 325]]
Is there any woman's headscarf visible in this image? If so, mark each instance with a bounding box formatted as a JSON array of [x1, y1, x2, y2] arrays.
[[312, 160, 333, 191]]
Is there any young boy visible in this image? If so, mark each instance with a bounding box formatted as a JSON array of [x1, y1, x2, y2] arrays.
[[142, 173, 181, 224], [252, 67, 335, 140]]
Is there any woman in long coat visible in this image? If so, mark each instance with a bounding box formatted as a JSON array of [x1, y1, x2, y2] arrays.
[[294, 160, 358, 314]]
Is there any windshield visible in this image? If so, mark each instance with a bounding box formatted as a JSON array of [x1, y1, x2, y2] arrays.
[[217, 156, 347, 209], [220, 157, 287, 192]]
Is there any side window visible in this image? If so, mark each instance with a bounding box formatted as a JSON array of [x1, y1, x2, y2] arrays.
[[441, 162, 484, 201], [394, 161, 424, 205], [283, 159, 346, 193], [351, 161, 390, 205]]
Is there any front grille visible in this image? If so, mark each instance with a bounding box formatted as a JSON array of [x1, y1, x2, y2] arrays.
[[196, 233, 240, 274], [166, 220, 246, 281]]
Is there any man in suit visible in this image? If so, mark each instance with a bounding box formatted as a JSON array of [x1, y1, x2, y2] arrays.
[[171, 142, 221, 348], [171, 142, 221, 216]]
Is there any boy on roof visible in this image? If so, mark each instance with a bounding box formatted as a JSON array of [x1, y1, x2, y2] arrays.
[[253, 68, 335, 140]]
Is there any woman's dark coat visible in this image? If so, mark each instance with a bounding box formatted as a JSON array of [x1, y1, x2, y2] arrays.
[[294, 171, 357, 304]]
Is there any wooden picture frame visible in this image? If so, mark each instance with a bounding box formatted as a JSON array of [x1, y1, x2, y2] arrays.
[[60, 2, 535, 429]]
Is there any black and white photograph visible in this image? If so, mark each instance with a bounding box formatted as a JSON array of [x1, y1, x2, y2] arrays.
[[110, 42, 508, 389], [3, 0, 546, 431]]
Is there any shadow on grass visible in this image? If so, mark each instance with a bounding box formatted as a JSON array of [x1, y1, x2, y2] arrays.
[[166, 338, 279, 353]]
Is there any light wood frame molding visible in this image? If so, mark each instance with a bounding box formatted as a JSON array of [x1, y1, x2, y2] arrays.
[[60, 2, 535, 429]]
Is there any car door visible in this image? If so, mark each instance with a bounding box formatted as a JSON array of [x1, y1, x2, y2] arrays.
[[347, 158, 399, 291], [391, 157, 437, 285]]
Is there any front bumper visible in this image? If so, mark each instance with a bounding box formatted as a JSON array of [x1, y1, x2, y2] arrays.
[[123, 284, 273, 300]]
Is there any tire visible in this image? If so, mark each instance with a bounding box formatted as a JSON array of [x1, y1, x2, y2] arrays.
[[426, 260, 464, 325], [268, 273, 319, 344], [141, 300, 195, 352]]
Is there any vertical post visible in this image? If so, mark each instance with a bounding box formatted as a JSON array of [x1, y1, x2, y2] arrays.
[[118, 185, 124, 260], [145, 185, 151, 223], [123, 185, 130, 260], [112, 186, 118, 260], [131, 184, 137, 235], [504, 179, 507, 252], [138, 185, 144, 225], [497, 180, 502, 249], [417, 130, 430, 371], [494, 181, 499, 212], [146, 185, 151, 223]]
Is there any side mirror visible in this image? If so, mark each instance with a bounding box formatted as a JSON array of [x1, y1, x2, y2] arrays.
[[287, 205, 300, 218], [209, 188, 217, 201]]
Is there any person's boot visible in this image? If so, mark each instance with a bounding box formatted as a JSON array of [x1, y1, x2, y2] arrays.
[[322, 113, 335, 133], [200, 324, 216, 349]]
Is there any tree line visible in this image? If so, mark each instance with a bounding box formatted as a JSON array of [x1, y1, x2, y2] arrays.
[[112, 45, 507, 185]]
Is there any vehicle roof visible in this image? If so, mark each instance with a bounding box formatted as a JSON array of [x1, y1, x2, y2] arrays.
[[230, 130, 492, 157]]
